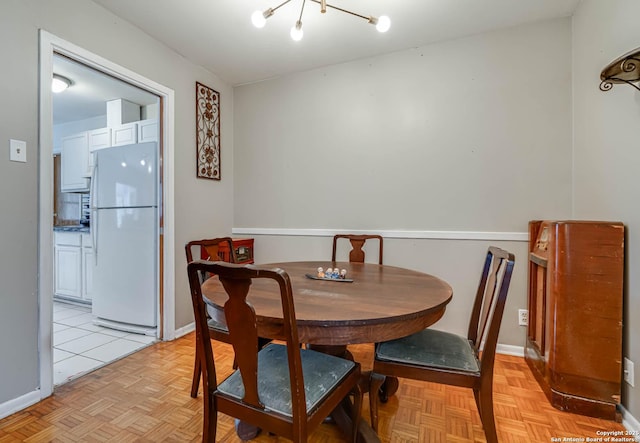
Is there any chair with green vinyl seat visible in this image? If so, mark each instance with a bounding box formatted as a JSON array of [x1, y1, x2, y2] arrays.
[[186, 237, 271, 400], [187, 260, 363, 442], [185, 237, 237, 399], [369, 246, 515, 443]]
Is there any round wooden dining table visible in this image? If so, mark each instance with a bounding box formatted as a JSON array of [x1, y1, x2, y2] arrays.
[[202, 260, 453, 345], [201, 260, 453, 442]]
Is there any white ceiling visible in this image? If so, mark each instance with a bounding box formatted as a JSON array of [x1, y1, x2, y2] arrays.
[[91, 0, 580, 86], [53, 55, 158, 125], [54, 0, 580, 124]]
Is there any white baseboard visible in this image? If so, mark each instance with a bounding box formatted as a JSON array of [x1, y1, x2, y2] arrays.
[[0, 389, 41, 420], [174, 322, 195, 338], [620, 405, 640, 441], [497, 344, 525, 357]]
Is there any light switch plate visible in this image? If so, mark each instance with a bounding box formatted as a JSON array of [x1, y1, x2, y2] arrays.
[[10, 139, 27, 163]]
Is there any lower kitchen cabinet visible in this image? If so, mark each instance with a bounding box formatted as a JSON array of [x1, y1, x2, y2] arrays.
[[54, 243, 82, 299], [54, 231, 93, 303]]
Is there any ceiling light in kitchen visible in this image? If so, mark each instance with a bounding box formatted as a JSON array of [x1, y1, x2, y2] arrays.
[[52, 74, 72, 93]]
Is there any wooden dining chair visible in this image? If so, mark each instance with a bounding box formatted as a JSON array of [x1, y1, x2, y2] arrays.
[[332, 234, 383, 264], [186, 237, 238, 273], [185, 237, 238, 398], [369, 246, 515, 443], [187, 260, 363, 443]]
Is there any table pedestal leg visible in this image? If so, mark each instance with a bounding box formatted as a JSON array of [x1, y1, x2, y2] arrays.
[[379, 376, 400, 402], [231, 345, 393, 442], [234, 419, 261, 440], [308, 345, 381, 443]]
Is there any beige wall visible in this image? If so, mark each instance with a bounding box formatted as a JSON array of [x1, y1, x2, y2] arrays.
[[234, 19, 572, 232], [573, 0, 640, 420], [4, 0, 636, 425], [0, 0, 233, 406], [234, 19, 573, 347]]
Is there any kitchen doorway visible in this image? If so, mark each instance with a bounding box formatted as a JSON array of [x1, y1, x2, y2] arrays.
[[39, 31, 176, 397], [51, 53, 161, 385]]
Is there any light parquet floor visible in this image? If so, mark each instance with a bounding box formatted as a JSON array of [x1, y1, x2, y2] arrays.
[[0, 333, 627, 442]]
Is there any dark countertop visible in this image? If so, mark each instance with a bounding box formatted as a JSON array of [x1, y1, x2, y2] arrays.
[[54, 225, 90, 233]]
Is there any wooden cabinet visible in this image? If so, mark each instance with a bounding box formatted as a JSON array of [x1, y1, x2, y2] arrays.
[[525, 220, 624, 421], [61, 133, 90, 192], [54, 231, 93, 303], [218, 238, 254, 264]]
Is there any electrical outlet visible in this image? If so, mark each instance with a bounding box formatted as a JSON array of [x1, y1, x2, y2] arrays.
[[518, 309, 528, 326], [624, 358, 635, 387]]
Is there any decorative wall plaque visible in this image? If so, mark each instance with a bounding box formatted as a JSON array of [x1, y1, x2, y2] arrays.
[[196, 82, 221, 180]]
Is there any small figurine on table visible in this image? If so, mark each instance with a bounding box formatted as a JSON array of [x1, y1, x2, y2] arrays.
[[317, 267, 325, 278], [340, 269, 347, 279]]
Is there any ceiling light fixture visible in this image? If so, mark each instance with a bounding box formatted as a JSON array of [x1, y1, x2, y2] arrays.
[[51, 74, 72, 93], [251, 0, 390, 41]]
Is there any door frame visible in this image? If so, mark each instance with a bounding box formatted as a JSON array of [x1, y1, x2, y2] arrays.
[[38, 30, 176, 398]]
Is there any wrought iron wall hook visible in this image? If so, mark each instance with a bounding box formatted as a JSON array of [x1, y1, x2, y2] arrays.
[[600, 47, 640, 92]]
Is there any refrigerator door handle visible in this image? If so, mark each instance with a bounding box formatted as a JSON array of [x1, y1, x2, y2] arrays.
[[90, 158, 97, 209], [91, 161, 98, 264], [92, 211, 98, 266]]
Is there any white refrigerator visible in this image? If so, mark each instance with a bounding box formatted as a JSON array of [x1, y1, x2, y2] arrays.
[[90, 142, 158, 335]]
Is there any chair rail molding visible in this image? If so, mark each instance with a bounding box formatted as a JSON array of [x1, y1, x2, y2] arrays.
[[232, 228, 528, 242]]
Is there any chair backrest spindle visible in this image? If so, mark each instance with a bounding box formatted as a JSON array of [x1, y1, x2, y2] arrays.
[[332, 234, 383, 264], [467, 247, 515, 370]]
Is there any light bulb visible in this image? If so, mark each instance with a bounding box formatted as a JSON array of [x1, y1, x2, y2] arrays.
[[290, 21, 303, 41], [51, 75, 71, 93], [251, 10, 267, 28], [376, 15, 390, 33]]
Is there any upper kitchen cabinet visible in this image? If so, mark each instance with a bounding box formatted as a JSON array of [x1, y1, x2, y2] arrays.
[[87, 127, 111, 176], [61, 133, 90, 192], [138, 119, 159, 143], [112, 121, 138, 146], [61, 117, 158, 192], [111, 119, 158, 146], [109, 99, 139, 146]]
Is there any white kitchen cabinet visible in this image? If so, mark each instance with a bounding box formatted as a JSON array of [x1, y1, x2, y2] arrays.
[[137, 119, 158, 143], [87, 127, 112, 176], [54, 231, 93, 303], [62, 119, 156, 189], [54, 245, 82, 299], [61, 133, 90, 192], [112, 122, 138, 146], [54, 232, 82, 300]]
